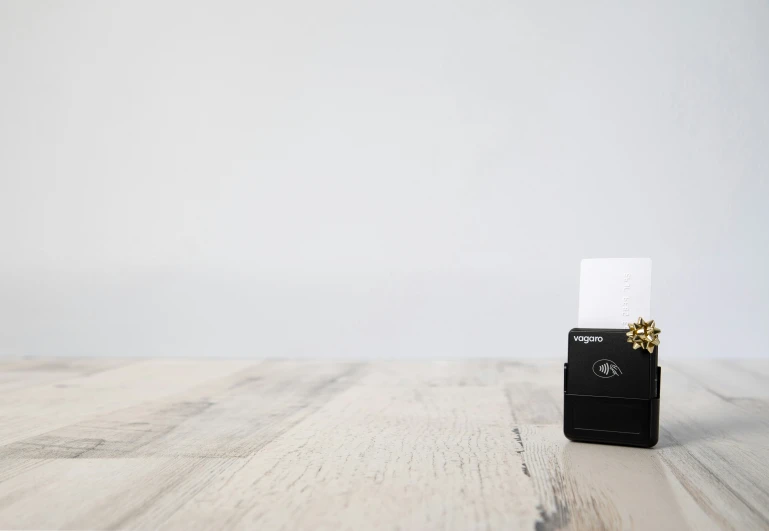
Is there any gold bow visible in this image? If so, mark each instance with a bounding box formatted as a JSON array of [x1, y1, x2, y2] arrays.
[[626, 317, 661, 353]]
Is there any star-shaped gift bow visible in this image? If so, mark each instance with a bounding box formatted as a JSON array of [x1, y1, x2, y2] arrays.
[[626, 317, 661, 353]]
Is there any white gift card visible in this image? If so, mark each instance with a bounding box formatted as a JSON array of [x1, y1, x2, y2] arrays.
[[578, 258, 651, 328]]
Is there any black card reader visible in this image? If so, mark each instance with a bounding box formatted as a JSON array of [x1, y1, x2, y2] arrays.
[[563, 328, 661, 447]]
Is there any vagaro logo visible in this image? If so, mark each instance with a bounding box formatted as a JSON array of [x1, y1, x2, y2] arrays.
[[573, 335, 603, 344], [592, 359, 622, 378]]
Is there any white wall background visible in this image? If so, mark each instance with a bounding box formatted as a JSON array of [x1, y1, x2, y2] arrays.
[[1, 0, 767, 359]]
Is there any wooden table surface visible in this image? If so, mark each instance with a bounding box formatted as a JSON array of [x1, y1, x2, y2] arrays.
[[0, 358, 767, 530]]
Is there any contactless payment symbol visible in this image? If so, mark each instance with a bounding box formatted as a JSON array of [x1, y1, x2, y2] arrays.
[[593, 359, 622, 378]]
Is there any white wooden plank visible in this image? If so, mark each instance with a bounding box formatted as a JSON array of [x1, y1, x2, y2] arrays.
[[160, 384, 541, 530], [0, 359, 257, 446]]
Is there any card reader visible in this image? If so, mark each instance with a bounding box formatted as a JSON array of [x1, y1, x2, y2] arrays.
[[563, 328, 661, 447]]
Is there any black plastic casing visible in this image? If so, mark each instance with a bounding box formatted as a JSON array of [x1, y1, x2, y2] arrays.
[[564, 328, 661, 448]]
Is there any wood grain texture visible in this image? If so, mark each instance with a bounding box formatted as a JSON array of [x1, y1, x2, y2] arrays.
[[0, 359, 767, 530]]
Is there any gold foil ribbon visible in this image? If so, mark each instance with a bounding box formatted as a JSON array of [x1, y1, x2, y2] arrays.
[[626, 317, 661, 353]]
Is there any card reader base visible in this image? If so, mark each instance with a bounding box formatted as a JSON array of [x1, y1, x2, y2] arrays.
[[563, 364, 661, 448]]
